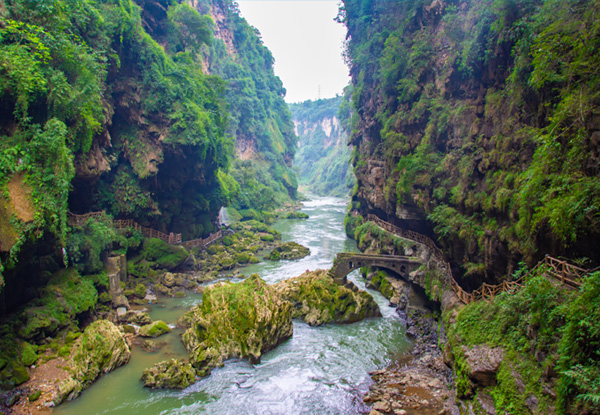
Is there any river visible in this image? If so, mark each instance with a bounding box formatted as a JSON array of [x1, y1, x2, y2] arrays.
[[55, 196, 412, 415]]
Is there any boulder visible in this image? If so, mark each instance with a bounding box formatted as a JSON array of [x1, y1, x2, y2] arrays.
[[55, 320, 130, 403], [111, 293, 130, 309], [273, 269, 381, 326], [162, 272, 176, 288], [462, 345, 504, 386], [182, 274, 292, 377], [268, 242, 310, 260], [141, 359, 196, 389], [122, 311, 152, 326], [139, 320, 171, 338]]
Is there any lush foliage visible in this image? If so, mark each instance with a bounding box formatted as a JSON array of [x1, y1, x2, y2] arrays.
[[290, 96, 355, 197], [448, 269, 600, 414], [193, 0, 298, 212], [341, 0, 600, 280], [0, 0, 232, 289]]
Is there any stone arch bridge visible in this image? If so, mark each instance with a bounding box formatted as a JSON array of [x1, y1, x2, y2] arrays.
[[329, 253, 423, 284]]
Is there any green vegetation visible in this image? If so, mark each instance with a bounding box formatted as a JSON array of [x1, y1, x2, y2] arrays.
[[142, 359, 196, 389], [447, 268, 600, 414], [273, 269, 380, 326], [139, 320, 171, 338], [193, 0, 298, 214], [59, 320, 130, 403], [182, 274, 293, 377], [355, 221, 414, 255], [194, 223, 278, 278], [0, 0, 232, 290], [290, 96, 355, 197], [267, 242, 310, 261], [128, 238, 188, 279], [341, 0, 600, 280], [366, 270, 395, 300], [18, 268, 97, 341]]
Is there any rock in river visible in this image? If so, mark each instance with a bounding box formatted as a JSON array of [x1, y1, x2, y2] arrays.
[[142, 359, 196, 389], [139, 320, 172, 338], [273, 269, 381, 326], [182, 274, 293, 377], [54, 320, 130, 404], [268, 241, 310, 260]]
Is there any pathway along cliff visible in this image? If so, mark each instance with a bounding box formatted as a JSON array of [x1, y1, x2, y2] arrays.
[[54, 197, 413, 415]]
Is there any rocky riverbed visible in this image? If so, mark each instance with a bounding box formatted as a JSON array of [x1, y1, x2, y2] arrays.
[[364, 308, 459, 415]]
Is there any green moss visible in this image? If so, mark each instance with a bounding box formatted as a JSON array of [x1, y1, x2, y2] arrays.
[[98, 292, 112, 304], [133, 283, 147, 299], [20, 342, 37, 366], [285, 212, 309, 219], [273, 269, 380, 326], [28, 390, 42, 402], [447, 268, 600, 413], [234, 252, 251, 264], [182, 274, 293, 376], [68, 320, 130, 393], [19, 268, 97, 340], [128, 238, 188, 278], [10, 365, 29, 385], [139, 320, 171, 338], [268, 242, 310, 261], [260, 234, 275, 242], [367, 271, 395, 300], [142, 359, 196, 389]]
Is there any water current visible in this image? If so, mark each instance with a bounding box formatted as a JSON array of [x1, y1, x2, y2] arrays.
[[55, 196, 412, 415]]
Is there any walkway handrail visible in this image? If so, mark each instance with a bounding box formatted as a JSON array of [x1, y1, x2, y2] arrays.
[[365, 214, 597, 304], [68, 211, 223, 249]]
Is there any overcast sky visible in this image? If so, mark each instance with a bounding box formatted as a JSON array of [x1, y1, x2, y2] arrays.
[[237, 0, 350, 103]]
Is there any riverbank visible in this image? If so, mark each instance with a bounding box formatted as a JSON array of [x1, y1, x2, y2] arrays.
[[364, 308, 458, 415], [47, 196, 411, 415]]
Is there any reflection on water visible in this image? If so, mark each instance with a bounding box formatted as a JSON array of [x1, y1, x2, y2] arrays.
[[55, 196, 411, 415]]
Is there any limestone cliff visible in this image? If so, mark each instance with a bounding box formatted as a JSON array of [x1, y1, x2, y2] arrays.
[[341, 0, 600, 287], [290, 96, 355, 197]]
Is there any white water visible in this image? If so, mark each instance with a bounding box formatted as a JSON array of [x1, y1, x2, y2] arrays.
[[55, 196, 411, 415]]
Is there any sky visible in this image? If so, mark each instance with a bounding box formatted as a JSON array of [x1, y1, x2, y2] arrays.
[[237, 0, 350, 103]]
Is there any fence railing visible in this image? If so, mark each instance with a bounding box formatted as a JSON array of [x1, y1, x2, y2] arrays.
[[365, 214, 597, 304], [68, 212, 225, 249]]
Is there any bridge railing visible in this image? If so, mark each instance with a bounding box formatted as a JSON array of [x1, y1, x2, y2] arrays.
[[365, 214, 597, 304]]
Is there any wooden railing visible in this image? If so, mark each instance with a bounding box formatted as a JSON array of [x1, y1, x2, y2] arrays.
[[181, 230, 222, 250], [113, 219, 182, 245], [67, 211, 110, 226], [365, 214, 597, 304], [68, 211, 225, 249]]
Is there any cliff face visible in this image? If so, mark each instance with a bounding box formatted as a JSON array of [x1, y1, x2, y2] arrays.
[[0, 0, 297, 308], [290, 96, 355, 197], [0, 0, 231, 296], [193, 0, 299, 214], [341, 0, 600, 285]]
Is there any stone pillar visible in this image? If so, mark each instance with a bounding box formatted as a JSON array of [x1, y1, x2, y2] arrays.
[[106, 255, 129, 310]]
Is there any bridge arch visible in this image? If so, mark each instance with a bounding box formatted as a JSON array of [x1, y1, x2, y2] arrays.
[[330, 253, 422, 284]]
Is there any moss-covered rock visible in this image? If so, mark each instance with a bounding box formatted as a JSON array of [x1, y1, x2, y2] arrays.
[[139, 320, 171, 338], [18, 268, 98, 341], [268, 242, 310, 261], [55, 320, 130, 403], [122, 311, 152, 326], [128, 238, 189, 278], [285, 211, 309, 219], [141, 359, 196, 389], [133, 283, 147, 299], [182, 274, 292, 377], [274, 269, 381, 326], [20, 342, 38, 366]]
